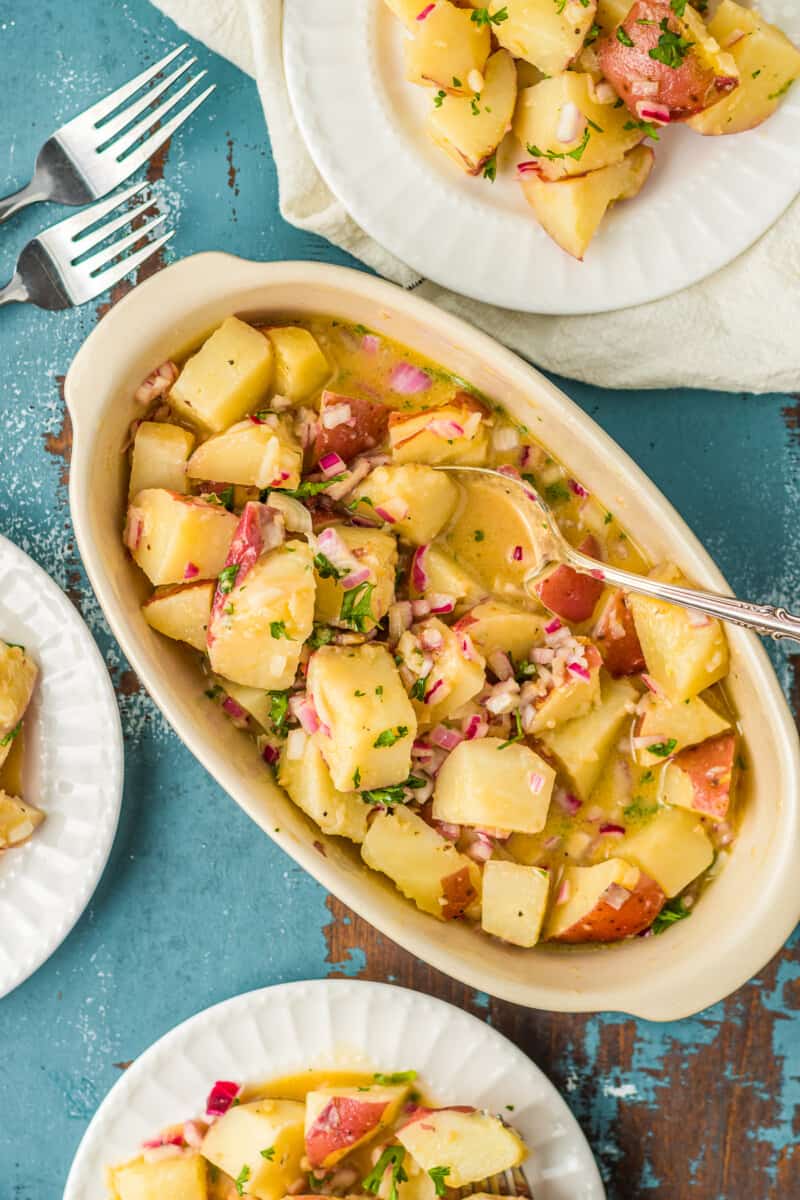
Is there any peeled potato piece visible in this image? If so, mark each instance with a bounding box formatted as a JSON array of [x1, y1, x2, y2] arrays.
[[0, 791, 45, 849], [520, 145, 654, 260], [428, 49, 517, 175], [404, 1, 490, 95], [686, 1, 800, 136], [492, 0, 598, 78]]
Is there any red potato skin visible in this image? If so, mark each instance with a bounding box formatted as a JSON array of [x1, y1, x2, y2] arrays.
[[550, 873, 666, 943], [207, 500, 273, 641], [593, 590, 646, 676], [598, 1, 737, 119], [536, 536, 605, 623], [313, 390, 389, 466], [671, 731, 736, 819], [440, 865, 478, 920], [305, 1096, 390, 1168], [401, 1105, 475, 1129]]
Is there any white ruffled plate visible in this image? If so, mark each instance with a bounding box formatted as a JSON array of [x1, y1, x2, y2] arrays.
[[0, 534, 123, 998], [64, 979, 605, 1199], [283, 1, 800, 315]]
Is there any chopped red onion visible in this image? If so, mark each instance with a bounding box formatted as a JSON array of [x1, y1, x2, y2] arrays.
[[222, 696, 248, 727], [419, 626, 444, 652], [603, 883, 631, 910], [183, 561, 199, 580], [532, 647, 555, 664], [641, 673, 663, 696], [206, 1080, 241, 1117], [567, 661, 591, 681], [430, 724, 463, 751], [555, 791, 582, 816], [556, 100, 586, 144], [599, 823, 626, 837], [262, 743, 280, 766], [569, 478, 588, 498], [374, 497, 409, 524], [459, 633, 478, 662], [319, 451, 347, 478], [461, 713, 488, 740], [528, 771, 546, 795], [510, 545, 523, 563], [427, 417, 465, 439], [636, 101, 671, 125], [316, 525, 357, 572], [555, 879, 571, 905], [416, 2, 434, 18], [488, 650, 514, 682], [362, 333, 380, 353], [428, 593, 456, 614], [269, 491, 313, 533], [715, 75, 739, 92], [124, 507, 144, 552], [543, 835, 562, 851], [390, 362, 431, 394], [134, 360, 179, 406], [143, 1144, 184, 1164], [544, 617, 562, 635], [411, 545, 429, 592], [412, 598, 431, 619], [466, 837, 493, 863], [340, 566, 371, 591], [517, 160, 544, 176], [424, 678, 444, 704], [435, 820, 461, 842]]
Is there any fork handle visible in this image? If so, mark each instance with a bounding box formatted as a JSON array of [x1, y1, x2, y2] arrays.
[[0, 180, 48, 224], [566, 548, 800, 644], [0, 273, 29, 307]]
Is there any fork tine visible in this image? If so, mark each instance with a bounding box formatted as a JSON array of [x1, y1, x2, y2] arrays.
[[70, 195, 157, 255], [88, 229, 175, 292], [80, 214, 167, 274], [109, 83, 215, 178], [107, 72, 209, 160], [48, 181, 147, 241], [66, 45, 189, 130], [93, 57, 197, 147]]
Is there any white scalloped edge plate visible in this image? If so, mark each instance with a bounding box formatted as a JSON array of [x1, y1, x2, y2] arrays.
[[283, 1, 800, 315], [0, 534, 123, 999], [64, 979, 605, 1199]]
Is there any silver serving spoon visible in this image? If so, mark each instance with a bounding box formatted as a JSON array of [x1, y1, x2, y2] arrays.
[[436, 465, 800, 643]]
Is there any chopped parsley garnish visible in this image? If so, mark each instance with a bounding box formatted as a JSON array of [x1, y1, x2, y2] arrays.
[[219, 485, 235, 510], [308, 624, 334, 649], [586, 22, 600, 44], [617, 26, 634, 46], [269, 690, 290, 735], [471, 6, 508, 27], [649, 19, 693, 69], [652, 896, 692, 935], [374, 1069, 417, 1085], [267, 476, 345, 501], [483, 153, 497, 182], [429, 1166, 451, 1197], [544, 480, 571, 504], [434, 90, 447, 109], [623, 117, 662, 144], [452, 76, 462, 88], [670, 0, 687, 15], [339, 580, 375, 631], [374, 725, 409, 748], [586, 117, 604, 133], [647, 738, 677, 757], [768, 78, 796, 100], [0, 721, 21, 748], [361, 777, 426, 807], [474, 529, 485, 541], [5, 642, 25, 651], [640, 769, 654, 783], [375, 685, 384, 696], [260, 1146, 276, 1160], [526, 127, 591, 162], [516, 660, 537, 682], [204, 685, 223, 701], [353, 323, 368, 335], [314, 552, 346, 581], [623, 797, 658, 820], [363, 1146, 408, 1200], [410, 677, 427, 701], [353, 766, 361, 788], [270, 620, 290, 639], [235, 1164, 251, 1196], [604, 511, 613, 524], [498, 710, 524, 750], [470, 94, 481, 116], [217, 564, 240, 594]]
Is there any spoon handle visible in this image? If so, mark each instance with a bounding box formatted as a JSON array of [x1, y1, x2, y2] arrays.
[[566, 549, 800, 645]]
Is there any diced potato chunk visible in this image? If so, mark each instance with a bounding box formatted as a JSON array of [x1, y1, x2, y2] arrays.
[[263, 326, 331, 403], [353, 465, 459, 546], [308, 644, 417, 792], [596, 0, 632, 37], [408, 544, 485, 609], [620, 806, 714, 897], [428, 49, 517, 175], [398, 618, 486, 730], [521, 145, 654, 260], [142, 581, 214, 652], [361, 804, 481, 920], [544, 858, 664, 942], [128, 490, 238, 586], [527, 641, 602, 734], [494, 0, 598, 76], [208, 542, 315, 689], [389, 400, 489, 466], [661, 731, 736, 822], [0, 790, 45, 848], [278, 737, 369, 843], [433, 738, 555, 833], [513, 73, 645, 180], [314, 527, 397, 631], [481, 860, 550, 947], [397, 1107, 525, 1185], [107, 1152, 207, 1200], [634, 693, 730, 767], [404, 1, 490, 94], [201, 1099, 305, 1200], [129, 421, 195, 498], [383, 0, 428, 26], [0, 641, 37, 760], [538, 675, 638, 799], [455, 601, 546, 661], [187, 417, 302, 490], [169, 317, 274, 433], [304, 1084, 409, 1168], [628, 564, 729, 702], [686, 1, 800, 135]]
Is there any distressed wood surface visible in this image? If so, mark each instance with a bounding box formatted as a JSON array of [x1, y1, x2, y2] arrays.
[[0, 2, 797, 1198]]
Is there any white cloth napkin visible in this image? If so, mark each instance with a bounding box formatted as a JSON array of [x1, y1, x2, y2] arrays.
[[151, 0, 800, 394]]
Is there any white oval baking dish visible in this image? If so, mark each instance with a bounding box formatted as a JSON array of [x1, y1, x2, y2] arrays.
[[65, 254, 800, 1020]]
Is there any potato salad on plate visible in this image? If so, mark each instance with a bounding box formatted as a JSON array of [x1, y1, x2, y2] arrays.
[[123, 313, 743, 950]]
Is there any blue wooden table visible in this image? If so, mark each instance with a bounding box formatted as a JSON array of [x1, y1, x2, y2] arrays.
[[0, 3, 797, 1196]]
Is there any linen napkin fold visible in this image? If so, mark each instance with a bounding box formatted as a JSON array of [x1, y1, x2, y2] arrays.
[[151, 0, 800, 394]]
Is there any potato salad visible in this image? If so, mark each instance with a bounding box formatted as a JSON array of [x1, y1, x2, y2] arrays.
[[124, 314, 742, 949], [0, 639, 41, 852], [385, 0, 800, 258], [106, 1067, 528, 1200]]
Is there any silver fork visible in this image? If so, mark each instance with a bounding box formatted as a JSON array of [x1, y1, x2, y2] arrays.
[[459, 1165, 533, 1199], [0, 183, 174, 310], [0, 45, 214, 224]]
